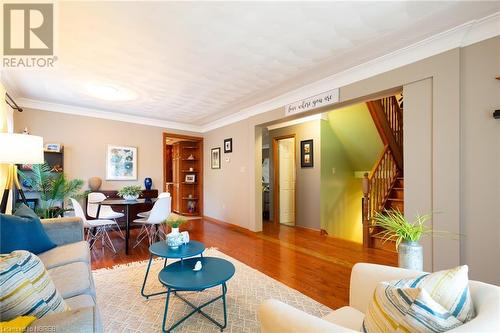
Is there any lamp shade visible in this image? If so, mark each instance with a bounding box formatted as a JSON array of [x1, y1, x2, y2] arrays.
[[0, 133, 44, 164]]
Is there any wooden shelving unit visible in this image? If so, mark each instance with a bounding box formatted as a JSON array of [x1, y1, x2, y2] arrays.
[[172, 140, 202, 216]]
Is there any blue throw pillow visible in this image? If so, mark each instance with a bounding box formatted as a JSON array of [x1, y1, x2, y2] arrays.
[[0, 205, 56, 254], [13, 203, 40, 219]]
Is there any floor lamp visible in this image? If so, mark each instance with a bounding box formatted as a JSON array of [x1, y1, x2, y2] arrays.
[[0, 133, 44, 214]]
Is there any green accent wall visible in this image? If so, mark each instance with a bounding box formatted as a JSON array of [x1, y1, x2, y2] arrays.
[[326, 103, 383, 170], [320, 103, 383, 243]]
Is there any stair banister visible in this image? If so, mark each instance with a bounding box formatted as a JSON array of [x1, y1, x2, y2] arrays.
[[362, 145, 398, 248]]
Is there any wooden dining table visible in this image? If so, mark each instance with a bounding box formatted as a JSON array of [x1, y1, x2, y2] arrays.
[[96, 198, 157, 254]]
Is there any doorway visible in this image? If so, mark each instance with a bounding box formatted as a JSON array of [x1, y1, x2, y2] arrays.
[[163, 133, 204, 217], [273, 135, 296, 226]]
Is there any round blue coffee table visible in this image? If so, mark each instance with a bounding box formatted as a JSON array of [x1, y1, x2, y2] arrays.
[[141, 240, 205, 299], [159, 257, 235, 332]]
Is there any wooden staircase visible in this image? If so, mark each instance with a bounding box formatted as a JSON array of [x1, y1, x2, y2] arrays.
[[369, 176, 404, 251], [386, 177, 404, 211], [362, 94, 404, 251]]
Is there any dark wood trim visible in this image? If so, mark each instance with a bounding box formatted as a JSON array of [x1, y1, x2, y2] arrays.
[[272, 134, 296, 226], [163, 132, 204, 216]]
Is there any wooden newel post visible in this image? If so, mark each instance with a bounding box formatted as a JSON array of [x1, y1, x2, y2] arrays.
[[362, 172, 371, 248]]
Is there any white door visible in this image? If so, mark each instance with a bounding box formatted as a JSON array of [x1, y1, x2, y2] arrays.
[[278, 138, 296, 226]]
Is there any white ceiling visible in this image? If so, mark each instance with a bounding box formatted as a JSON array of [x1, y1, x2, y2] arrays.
[[2, 1, 499, 131]]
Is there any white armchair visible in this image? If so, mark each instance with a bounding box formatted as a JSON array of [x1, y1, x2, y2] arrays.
[[259, 263, 500, 333]]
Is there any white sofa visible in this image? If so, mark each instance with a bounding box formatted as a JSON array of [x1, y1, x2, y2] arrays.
[[259, 263, 500, 333]]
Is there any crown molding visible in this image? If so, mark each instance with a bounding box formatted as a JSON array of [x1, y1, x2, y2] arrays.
[[200, 11, 500, 133], [10, 12, 500, 134], [461, 11, 500, 47], [16, 98, 203, 132]]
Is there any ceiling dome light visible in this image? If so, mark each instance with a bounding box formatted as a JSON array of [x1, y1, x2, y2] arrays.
[[84, 83, 137, 101]]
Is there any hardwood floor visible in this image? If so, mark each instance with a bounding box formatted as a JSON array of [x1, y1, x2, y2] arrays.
[[90, 219, 397, 309]]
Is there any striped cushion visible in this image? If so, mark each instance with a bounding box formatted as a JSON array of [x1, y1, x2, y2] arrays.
[[405, 288, 463, 332], [363, 266, 475, 333], [0, 250, 69, 321], [392, 266, 475, 322]]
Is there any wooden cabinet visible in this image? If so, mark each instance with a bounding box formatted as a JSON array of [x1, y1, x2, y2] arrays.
[[171, 140, 202, 216], [172, 143, 181, 212]]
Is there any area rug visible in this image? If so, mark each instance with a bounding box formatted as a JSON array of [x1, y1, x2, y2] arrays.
[[93, 248, 331, 332]]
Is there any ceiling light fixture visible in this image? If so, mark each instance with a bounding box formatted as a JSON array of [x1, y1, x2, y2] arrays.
[[84, 83, 137, 101]]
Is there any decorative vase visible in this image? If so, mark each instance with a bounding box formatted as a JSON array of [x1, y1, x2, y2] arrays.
[[123, 194, 139, 201], [167, 227, 184, 249], [398, 241, 423, 271], [88, 177, 102, 191], [144, 177, 152, 190]]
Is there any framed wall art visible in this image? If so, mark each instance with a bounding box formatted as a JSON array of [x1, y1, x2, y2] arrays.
[[224, 138, 233, 153], [106, 145, 137, 180], [211, 147, 221, 169], [185, 174, 196, 183], [300, 139, 314, 168]]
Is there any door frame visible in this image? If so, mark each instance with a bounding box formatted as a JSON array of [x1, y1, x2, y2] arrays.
[[272, 134, 297, 226], [162, 132, 204, 216]]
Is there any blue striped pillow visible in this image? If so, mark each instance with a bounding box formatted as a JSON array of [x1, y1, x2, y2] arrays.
[[363, 265, 475, 333], [0, 250, 69, 321], [391, 265, 475, 323]]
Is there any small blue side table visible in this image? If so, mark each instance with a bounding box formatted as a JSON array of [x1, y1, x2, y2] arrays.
[[141, 240, 205, 299], [159, 257, 235, 332]]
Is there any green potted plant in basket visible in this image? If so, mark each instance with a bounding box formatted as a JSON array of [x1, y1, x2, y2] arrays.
[[164, 213, 187, 249], [117, 185, 142, 201], [372, 209, 432, 271]]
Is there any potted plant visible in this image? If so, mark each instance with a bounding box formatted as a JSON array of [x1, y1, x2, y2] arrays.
[[164, 213, 187, 249], [18, 163, 84, 218], [372, 209, 432, 271], [117, 185, 142, 201]]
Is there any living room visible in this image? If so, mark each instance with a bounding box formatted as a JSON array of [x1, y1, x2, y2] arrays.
[[1, 2, 499, 333]]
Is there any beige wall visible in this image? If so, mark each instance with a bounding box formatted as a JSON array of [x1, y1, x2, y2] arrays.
[[268, 119, 321, 229], [13, 108, 195, 191], [204, 40, 498, 276], [460, 37, 500, 284], [203, 119, 251, 228], [9, 37, 499, 283], [1, 84, 14, 213], [404, 78, 434, 271]]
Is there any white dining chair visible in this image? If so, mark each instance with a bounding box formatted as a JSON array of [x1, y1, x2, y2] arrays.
[[87, 192, 125, 239], [133, 197, 171, 248], [137, 192, 171, 218], [70, 198, 118, 253]]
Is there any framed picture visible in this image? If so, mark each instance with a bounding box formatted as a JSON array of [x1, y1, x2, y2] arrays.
[[106, 145, 137, 180], [300, 139, 314, 168], [211, 147, 221, 169], [185, 174, 196, 183], [224, 138, 233, 153], [45, 143, 61, 152]]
